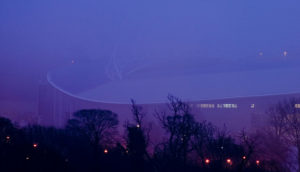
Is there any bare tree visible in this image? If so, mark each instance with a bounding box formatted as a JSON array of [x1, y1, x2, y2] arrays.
[[192, 121, 215, 166], [267, 98, 300, 172], [125, 99, 154, 172], [67, 109, 119, 152], [155, 95, 197, 168], [237, 130, 260, 170], [130, 99, 145, 128]]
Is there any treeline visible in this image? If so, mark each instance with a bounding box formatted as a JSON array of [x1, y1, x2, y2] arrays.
[[0, 95, 297, 172]]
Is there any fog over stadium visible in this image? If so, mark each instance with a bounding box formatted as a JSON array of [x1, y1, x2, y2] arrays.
[[1, 0, 300, 127]]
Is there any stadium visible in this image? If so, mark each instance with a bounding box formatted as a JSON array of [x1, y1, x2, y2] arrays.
[[39, 56, 300, 132]]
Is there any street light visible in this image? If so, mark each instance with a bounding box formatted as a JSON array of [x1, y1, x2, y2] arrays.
[[104, 149, 108, 154], [33, 143, 38, 148], [205, 159, 210, 164], [226, 158, 232, 165]]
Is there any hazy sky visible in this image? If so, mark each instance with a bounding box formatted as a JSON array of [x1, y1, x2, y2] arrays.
[[1, 0, 300, 103]]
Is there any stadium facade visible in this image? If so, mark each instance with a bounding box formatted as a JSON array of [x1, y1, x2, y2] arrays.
[[38, 61, 300, 131]]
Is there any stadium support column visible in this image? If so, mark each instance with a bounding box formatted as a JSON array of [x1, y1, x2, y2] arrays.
[[38, 82, 55, 126]]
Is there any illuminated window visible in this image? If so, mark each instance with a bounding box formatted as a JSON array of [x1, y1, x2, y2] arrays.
[[198, 104, 215, 108], [217, 104, 223, 108], [220, 104, 238, 109]]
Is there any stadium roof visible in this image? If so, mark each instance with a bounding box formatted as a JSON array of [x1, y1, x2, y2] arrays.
[[48, 61, 300, 104]]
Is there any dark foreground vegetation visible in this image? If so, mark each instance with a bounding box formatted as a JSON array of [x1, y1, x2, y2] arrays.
[[0, 96, 299, 172]]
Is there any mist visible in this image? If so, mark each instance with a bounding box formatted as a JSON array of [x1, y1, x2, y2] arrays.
[[1, 0, 300, 118]]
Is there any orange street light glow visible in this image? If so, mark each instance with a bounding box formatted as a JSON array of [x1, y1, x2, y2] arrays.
[[104, 149, 108, 154], [226, 158, 232, 164]]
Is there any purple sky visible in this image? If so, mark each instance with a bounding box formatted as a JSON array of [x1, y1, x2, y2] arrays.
[[1, 0, 300, 105]]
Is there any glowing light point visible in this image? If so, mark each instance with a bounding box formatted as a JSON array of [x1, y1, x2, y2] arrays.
[[136, 124, 140, 128], [6, 136, 10, 140], [283, 51, 288, 57], [205, 159, 210, 164], [33, 143, 38, 148], [242, 156, 246, 160], [104, 149, 108, 154], [26, 156, 30, 160], [256, 160, 260, 165], [226, 158, 232, 165]]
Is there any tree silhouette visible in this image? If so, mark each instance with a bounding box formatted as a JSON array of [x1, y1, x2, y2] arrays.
[[267, 98, 300, 172], [66, 109, 119, 159], [0, 96, 293, 172], [155, 95, 197, 171], [207, 128, 244, 171], [192, 121, 216, 167], [0, 117, 22, 171], [125, 99, 152, 172]]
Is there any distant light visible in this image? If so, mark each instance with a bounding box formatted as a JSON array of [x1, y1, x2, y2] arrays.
[[6, 136, 10, 140], [104, 149, 108, 154], [250, 104, 255, 109], [226, 158, 232, 165], [136, 124, 140, 128], [33, 143, 38, 148], [242, 156, 246, 160], [283, 51, 288, 57], [26, 156, 30, 160], [256, 160, 260, 165], [205, 159, 210, 164]]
